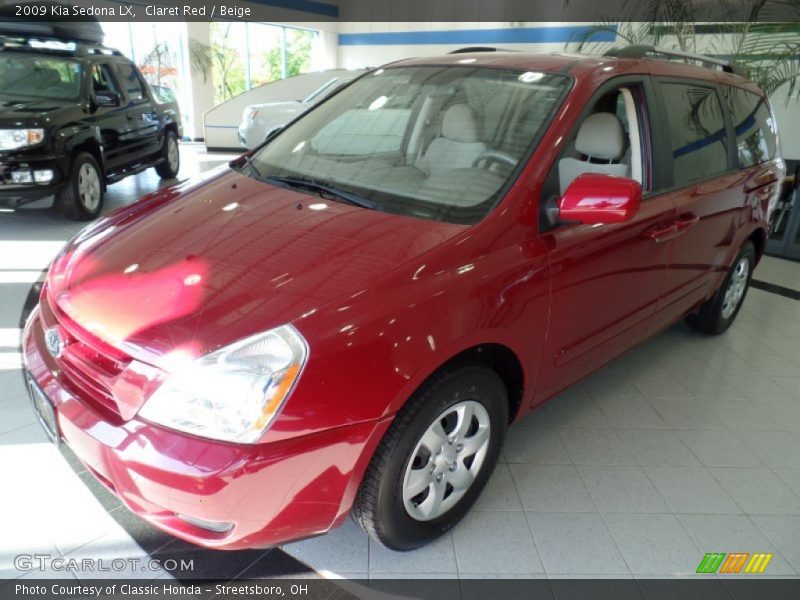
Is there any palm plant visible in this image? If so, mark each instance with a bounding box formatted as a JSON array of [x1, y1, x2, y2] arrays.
[[566, 0, 800, 99]]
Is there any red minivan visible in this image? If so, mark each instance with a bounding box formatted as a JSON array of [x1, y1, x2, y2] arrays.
[[24, 48, 784, 551]]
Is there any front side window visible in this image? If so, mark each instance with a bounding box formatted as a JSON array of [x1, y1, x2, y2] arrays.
[[723, 86, 778, 168], [0, 54, 82, 101], [661, 82, 729, 188], [152, 85, 176, 104], [91, 64, 119, 95], [245, 66, 571, 224], [112, 62, 145, 101]]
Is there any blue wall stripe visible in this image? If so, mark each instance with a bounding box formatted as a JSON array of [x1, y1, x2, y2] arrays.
[[248, 0, 338, 18], [338, 26, 616, 46]]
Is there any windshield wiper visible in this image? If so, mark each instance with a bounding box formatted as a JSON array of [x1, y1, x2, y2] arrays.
[[264, 175, 380, 211]]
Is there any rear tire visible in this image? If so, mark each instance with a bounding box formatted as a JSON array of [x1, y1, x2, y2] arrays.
[[686, 241, 755, 335], [154, 131, 180, 179], [54, 152, 103, 221], [352, 362, 508, 550]]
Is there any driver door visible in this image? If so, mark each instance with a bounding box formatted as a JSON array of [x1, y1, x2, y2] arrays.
[[534, 77, 676, 402], [87, 62, 128, 170]]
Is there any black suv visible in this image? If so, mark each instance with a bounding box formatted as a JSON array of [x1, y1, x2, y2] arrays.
[[0, 29, 182, 220]]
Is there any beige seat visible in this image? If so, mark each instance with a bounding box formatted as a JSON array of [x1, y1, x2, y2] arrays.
[[418, 104, 487, 176], [558, 112, 629, 194]]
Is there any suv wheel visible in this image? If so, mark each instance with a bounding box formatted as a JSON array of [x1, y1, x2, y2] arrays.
[[55, 152, 103, 221], [687, 241, 755, 335], [352, 362, 508, 550], [155, 131, 180, 179]]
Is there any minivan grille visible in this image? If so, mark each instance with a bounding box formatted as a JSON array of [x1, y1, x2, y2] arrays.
[[40, 295, 131, 420]]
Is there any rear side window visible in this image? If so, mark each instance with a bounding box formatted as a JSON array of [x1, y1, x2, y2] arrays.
[[111, 62, 145, 101], [724, 86, 778, 167], [661, 82, 729, 187]]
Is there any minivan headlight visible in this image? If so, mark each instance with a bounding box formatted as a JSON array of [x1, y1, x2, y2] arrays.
[[139, 325, 308, 444], [0, 129, 44, 150]]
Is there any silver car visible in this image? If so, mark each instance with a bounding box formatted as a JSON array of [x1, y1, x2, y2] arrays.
[[238, 71, 367, 149]]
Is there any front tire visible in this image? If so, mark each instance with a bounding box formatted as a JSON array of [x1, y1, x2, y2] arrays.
[[352, 362, 508, 550], [54, 152, 104, 221], [155, 131, 180, 179], [687, 241, 755, 335]]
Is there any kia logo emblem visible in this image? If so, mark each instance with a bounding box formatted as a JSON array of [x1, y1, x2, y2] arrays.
[[44, 327, 65, 358]]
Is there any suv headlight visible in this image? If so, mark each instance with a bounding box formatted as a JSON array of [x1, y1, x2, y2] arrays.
[[139, 325, 308, 444], [0, 129, 44, 151]]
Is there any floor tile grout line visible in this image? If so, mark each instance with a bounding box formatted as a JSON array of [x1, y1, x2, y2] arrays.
[[746, 514, 800, 575], [570, 458, 636, 578]]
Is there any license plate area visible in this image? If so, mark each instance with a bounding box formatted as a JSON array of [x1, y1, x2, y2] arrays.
[[28, 376, 59, 444]]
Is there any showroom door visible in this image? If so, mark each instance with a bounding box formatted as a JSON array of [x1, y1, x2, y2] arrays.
[[534, 77, 675, 402]]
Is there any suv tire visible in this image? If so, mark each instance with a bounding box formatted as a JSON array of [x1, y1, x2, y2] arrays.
[[55, 152, 104, 221], [155, 131, 180, 179], [687, 241, 755, 335], [352, 362, 508, 550]]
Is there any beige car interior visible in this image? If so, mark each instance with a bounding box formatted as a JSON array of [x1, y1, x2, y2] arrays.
[[557, 87, 643, 195], [417, 104, 488, 176]]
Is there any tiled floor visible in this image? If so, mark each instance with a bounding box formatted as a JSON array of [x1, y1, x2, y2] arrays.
[[286, 264, 800, 579], [2, 144, 800, 582]]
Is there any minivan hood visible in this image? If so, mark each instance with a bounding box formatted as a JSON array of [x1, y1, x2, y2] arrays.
[[47, 168, 464, 365]]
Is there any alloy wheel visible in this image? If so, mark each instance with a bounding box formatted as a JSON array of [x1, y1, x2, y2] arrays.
[[77, 163, 101, 211], [721, 257, 750, 320], [167, 136, 179, 172]]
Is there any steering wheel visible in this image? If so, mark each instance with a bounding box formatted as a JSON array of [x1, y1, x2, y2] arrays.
[[472, 150, 518, 169]]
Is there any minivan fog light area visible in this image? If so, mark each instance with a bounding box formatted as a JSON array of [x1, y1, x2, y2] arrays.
[[177, 514, 234, 533], [139, 325, 308, 443]]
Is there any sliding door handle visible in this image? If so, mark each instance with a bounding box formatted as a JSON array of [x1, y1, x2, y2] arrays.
[[676, 214, 700, 230]]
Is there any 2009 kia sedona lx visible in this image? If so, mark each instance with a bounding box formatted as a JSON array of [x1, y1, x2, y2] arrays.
[[24, 47, 784, 550]]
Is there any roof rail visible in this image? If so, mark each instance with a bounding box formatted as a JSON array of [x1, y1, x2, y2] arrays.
[[603, 45, 747, 77], [77, 44, 123, 57], [448, 47, 502, 54], [0, 35, 122, 57]]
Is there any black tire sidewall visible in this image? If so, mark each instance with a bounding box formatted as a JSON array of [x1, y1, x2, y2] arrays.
[[374, 367, 508, 549]]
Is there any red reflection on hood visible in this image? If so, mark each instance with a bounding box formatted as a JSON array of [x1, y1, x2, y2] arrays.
[[49, 253, 209, 350]]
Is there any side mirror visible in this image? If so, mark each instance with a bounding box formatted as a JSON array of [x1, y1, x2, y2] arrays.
[[94, 91, 121, 108], [559, 173, 642, 224]]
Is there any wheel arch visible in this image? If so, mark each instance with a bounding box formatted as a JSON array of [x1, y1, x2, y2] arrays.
[[748, 227, 767, 265], [70, 139, 107, 190], [431, 343, 525, 424], [164, 122, 180, 139]]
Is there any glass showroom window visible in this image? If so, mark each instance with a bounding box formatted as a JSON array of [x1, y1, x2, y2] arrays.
[[210, 22, 320, 103], [101, 22, 190, 128]]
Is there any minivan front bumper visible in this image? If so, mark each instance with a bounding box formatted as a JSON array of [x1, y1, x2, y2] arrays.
[[23, 308, 389, 549]]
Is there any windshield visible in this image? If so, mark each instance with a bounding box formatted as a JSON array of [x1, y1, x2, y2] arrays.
[[246, 65, 570, 224], [0, 53, 82, 101]]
